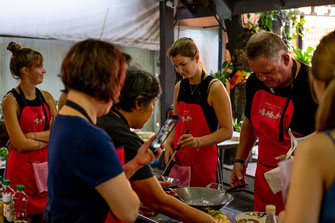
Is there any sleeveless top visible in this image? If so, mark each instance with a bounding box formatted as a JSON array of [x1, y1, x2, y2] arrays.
[[5, 87, 50, 215], [172, 72, 220, 187], [177, 73, 219, 133], [319, 130, 335, 223], [9, 87, 49, 130]]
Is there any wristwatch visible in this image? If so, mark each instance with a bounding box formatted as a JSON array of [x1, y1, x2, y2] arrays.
[[234, 159, 248, 168]]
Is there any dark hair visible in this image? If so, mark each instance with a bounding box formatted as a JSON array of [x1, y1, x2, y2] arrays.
[[246, 31, 288, 62], [61, 39, 127, 103], [115, 66, 161, 112], [311, 31, 335, 131], [7, 42, 43, 80]]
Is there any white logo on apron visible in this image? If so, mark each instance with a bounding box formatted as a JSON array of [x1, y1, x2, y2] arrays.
[[34, 112, 46, 125], [259, 108, 281, 119], [181, 115, 192, 122]]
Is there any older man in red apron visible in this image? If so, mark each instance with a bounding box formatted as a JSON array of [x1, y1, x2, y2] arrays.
[[230, 31, 318, 214]]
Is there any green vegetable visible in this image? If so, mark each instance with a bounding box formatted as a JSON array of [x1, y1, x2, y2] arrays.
[[208, 210, 221, 216], [0, 147, 9, 160]]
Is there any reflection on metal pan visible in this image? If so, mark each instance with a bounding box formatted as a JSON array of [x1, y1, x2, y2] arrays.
[[174, 187, 234, 212], [155, 176, 180, 188]]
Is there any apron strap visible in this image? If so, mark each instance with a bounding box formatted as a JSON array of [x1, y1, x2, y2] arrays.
[[111, 107, 129, 128], [65, 100, 94, 124], [18, 85, 49, 130], [279, 59, 297, 142], [36, 88, 49, 131], [325, 130, 335, 146]]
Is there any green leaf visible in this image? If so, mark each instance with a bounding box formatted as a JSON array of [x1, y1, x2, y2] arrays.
[[222, 61, 229, 68], [306, 46, 313, 54], [228, 64, 234, 70]]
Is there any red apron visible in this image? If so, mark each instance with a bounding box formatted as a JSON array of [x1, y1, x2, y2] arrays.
[[105, 148, 127, 223], [6, 103, 49, 215], [173, 101, 217, 187], [251, 90, 293, 214]]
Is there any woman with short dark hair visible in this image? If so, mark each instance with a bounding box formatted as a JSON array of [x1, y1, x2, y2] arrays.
[[47, 39, 162, 223]]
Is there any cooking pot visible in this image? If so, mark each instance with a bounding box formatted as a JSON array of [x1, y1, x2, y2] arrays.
[[174, 183, 246, 212], [155, 176, 180, 188]]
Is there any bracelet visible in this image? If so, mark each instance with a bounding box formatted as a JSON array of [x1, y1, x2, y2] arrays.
[[234, 159, 248, 168], [34, 132, 37, 140], [195, 138, 200, 148], [38, 141, 41, 149]]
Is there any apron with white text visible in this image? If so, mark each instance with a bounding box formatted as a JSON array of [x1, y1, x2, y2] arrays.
[[251, 89, 293, 214], [6, 87, 49, 215], [174, 73, 218, 187]]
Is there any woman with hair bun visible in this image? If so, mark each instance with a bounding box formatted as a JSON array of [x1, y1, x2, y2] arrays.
[[2, 42, 57, 222]]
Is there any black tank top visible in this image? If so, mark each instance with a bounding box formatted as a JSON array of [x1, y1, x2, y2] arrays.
[[177, 73, 220, 133]]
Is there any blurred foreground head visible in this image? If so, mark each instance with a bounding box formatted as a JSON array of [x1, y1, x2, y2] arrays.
[[61, 39, 127, 103], [311, 31, 335, 131]]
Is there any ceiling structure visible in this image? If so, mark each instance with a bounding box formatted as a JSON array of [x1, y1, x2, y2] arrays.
[[0, 0, 160, 50], [177, 0, 335, 20], [159, 0, 335, 123]]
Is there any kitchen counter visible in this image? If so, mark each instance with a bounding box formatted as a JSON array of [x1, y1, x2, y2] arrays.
[[136, 206, 242, 223], [135, 185, 254, 223]]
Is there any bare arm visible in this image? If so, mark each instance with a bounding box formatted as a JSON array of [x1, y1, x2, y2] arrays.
[[2, 94, 45, 152], [280, 133, 335, 223], [203, 80, 233, 145], [175, 81, 233, 149], [230, 117, 257, 187], [164, 82, 180, 165], [235, 117, 257, 160], [131, 177, 215, 223], [96, 172, 140, 223]]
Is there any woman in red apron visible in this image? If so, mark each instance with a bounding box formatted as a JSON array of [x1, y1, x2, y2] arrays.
[[165, 37, 233, 187], [2, 42, 57, 221]]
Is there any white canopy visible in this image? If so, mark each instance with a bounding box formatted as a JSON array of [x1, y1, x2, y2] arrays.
[[0, 0, 160, 50]]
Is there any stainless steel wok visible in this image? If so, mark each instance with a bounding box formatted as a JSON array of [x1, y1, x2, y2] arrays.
[[174, 183, 246, 212]]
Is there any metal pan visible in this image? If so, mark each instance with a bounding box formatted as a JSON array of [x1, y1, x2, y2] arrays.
[[174, 184, 246, 212], [155, 176, 180, 188]]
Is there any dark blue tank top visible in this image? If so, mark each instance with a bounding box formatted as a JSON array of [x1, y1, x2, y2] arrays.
[[319, 130, 335, 223]]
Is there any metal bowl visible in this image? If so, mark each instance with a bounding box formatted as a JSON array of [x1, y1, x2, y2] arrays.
[[174, 187, 234, 212], [155, 176, 180, 188]]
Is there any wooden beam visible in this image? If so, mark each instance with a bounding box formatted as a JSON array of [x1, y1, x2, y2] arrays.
[[177, 1, 215, 19], [159, 1, 175, 125], [232, 0, 335, 15], [213, 0, 233, 19]]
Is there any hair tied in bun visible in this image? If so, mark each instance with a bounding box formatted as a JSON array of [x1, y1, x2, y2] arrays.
[[7, 42, 21, 54]]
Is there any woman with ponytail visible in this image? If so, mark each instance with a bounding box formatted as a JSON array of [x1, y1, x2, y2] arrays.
[[279, 31, 335, 223]]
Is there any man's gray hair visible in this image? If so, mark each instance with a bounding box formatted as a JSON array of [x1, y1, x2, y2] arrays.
[[246, 31, 289, 62]]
